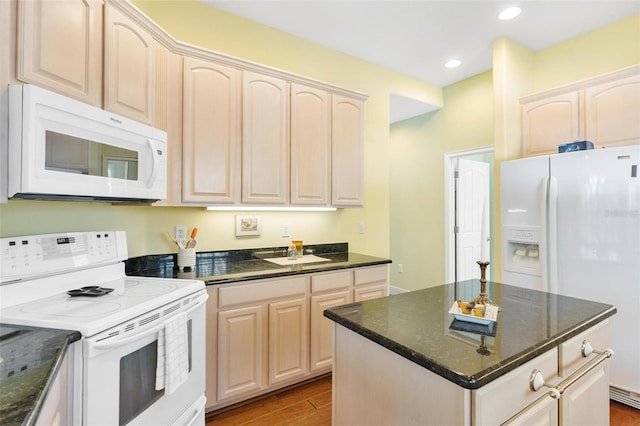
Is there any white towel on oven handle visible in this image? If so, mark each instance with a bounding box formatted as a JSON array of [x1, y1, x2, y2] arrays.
[[155, 312, 189, 394]]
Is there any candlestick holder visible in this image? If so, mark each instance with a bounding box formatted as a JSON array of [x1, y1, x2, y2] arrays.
[[472, 260, 494, 306], [476, 335, 491, 356]]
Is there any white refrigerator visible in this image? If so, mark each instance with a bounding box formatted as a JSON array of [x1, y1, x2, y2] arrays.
[[500, 145, 640, 408]]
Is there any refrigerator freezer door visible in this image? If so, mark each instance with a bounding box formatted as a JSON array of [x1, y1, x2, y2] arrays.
[[500, 156, 549, 291], [550, 146, 640, 395]]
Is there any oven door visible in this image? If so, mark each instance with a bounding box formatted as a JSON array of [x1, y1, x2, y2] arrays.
[[83, 291, 207, 426]]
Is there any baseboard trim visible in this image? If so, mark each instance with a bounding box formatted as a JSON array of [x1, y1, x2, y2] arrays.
[[389, 285, 409, 295], [610, 386, 640, 410]]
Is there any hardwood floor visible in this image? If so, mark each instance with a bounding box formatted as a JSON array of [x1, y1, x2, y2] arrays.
[[611, 400, 640, 426], [206, 375, 639, 425], [206, 375, 332, 426]]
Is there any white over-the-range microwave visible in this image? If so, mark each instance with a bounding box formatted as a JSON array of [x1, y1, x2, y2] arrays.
[[4, 84, 167, 203]]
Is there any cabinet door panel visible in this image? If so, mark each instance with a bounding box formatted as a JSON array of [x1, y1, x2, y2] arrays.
[[152, 44, 183, 206], [560, 361, 609, 426], [269, 298, 308, 385], [503, 395, 558, 426], [104, 3, 155, 124], [17, 0, 103, 106], [522, 92, 582, 157], [290, 83, 330, 205], [217, 305, 264, 401], [242, 71, 289, 204], [183, 57, 241, 204], [310, 290, 353, 371], [332, 94, 364, 206], [585, 74, 640, 148]]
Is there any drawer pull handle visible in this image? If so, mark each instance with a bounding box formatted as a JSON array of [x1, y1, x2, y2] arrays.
[[581, 340, 612, 358], [529, 348, 614, 399], [529, 370, 561, 399]]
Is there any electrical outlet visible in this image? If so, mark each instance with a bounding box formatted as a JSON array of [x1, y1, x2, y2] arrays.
[[282, 224, 290, 238], [174, 225, 187, 245]]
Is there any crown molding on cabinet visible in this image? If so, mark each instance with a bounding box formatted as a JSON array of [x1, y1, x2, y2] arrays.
[[108, 0, 369, 101], [520, 64, 640, 104]]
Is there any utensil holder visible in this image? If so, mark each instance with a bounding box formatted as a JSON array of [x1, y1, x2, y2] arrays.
[[177, 248, 196, 270]]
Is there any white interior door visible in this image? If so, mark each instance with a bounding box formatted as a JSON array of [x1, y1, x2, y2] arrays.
[[456, 158, 490, 283]]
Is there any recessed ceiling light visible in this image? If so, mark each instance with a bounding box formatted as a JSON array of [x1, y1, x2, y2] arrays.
[[444, 59, 461, 69], [498, 6, 522, 20]]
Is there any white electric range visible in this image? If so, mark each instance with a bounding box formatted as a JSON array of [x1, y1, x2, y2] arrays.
[[0, 231, 208, 426]]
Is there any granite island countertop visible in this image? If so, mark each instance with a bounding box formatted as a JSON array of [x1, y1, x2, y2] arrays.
[[125, 242, 391, 284], [0, 324, 80, 425], [324, 279, 616, 389]]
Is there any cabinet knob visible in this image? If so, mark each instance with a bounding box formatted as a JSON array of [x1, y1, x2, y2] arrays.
[[529, 369, 561, 399], [581, 340, 614, 358]]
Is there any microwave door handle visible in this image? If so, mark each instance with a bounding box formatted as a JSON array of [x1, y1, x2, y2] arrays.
[[91, 293, 208, 351], [146, 138, 160, 188]]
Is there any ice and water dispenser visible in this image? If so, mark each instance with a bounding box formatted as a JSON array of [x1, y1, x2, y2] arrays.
[[502, 225, 543, 288]]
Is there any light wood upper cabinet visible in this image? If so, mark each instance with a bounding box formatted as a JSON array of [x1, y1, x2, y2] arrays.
[[242, 71, 290, 204], [16, 0, 103, 106], [522, 91, 582, 157], [290, 84, 331, 206], [11, 0, 368, 208], [521, 66, 640, 157], [104, 2, 155, 124], [585, 73, 640, 148], [332, 94, 364, 206], [182, 57, 241, 204], [152, 44, 183, 206]]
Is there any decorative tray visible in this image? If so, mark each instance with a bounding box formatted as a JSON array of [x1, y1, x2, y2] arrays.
[[449, 319, 498, 337], [448, 302, 499, 325]]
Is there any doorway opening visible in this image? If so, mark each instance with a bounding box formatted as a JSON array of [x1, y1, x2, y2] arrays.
[[444, 147, 494, 287]]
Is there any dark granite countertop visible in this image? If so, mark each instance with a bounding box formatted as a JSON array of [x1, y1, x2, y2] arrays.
[[0, 324, 80, 425], [324, 280, 616, 390], [125, 243, 391, 284]]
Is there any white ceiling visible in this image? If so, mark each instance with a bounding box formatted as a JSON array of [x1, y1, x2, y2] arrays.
[[199, 1, 638, 122], [201, 0, 639, 88]]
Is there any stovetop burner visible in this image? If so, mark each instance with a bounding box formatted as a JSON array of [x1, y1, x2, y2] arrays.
[[66, 286, 115, 297]]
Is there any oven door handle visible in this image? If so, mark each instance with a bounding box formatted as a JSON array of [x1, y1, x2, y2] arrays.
[[90, 292, 208, 351]]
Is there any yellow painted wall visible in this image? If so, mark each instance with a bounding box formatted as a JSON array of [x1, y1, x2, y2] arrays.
[[532, 14, 640, 92], [0, 0, 441, 259], [389, 71, 494, 290]]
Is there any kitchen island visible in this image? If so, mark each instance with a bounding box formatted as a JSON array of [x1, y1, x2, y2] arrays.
[[324, 280, 616, 425]]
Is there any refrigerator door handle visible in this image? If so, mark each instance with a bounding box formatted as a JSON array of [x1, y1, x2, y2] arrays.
[[547, 176, 558, 294], [539, 176, 549, 293]]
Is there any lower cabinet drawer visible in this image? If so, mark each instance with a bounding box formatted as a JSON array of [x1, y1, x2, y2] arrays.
[[473, 348, 559, 425], [559, 320, 609, 378], [218, 276, 307, 308], [311, 270, 353, 293], [354, 265, 387, 286]]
